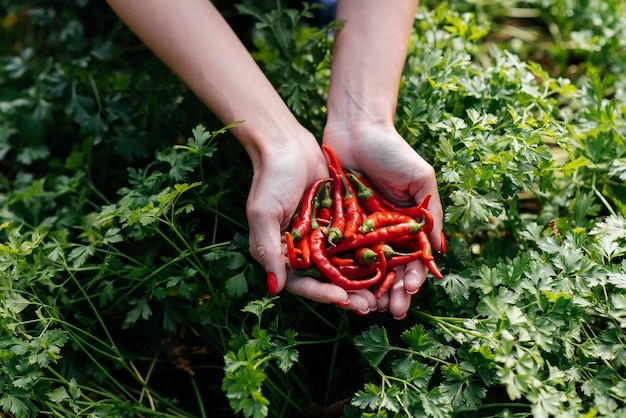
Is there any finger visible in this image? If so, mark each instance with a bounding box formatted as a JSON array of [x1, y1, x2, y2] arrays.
[[248, 211, 289, 294], [389, 268, 412, 320], [376, 290, 390, 312], [285, 275, 350, 305], [403, 259, 428, 295], [347, 289, 378, 314]]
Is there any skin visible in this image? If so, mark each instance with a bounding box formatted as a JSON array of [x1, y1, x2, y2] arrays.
[[105, 0, 443, 318]]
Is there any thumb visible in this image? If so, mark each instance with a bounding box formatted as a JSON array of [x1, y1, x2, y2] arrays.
[[248, 212, 288, 295]]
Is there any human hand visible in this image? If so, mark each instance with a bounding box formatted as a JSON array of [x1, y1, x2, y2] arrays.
[[322, 123, 444, 318], [246, 133, 381, 313]]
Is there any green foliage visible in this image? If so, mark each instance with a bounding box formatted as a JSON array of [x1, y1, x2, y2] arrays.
[[221, 298, 299, 418], [1, 0, 626, 417], [237, 1, 336, 134]]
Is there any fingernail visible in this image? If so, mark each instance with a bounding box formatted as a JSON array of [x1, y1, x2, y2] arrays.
[[352, 309, 370, 316], [333, 299, 350, 307], [393, 312, 407, 321], [407, 288, 419, 295], [440, 231, 447, 254], [377, 306, 388, 313], [267, 272, 278, 296]]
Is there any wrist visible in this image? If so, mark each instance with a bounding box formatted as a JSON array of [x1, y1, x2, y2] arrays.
[[323, 115, 397, 146], [325, 85, 397, 135], [233, 118, 317, 169]]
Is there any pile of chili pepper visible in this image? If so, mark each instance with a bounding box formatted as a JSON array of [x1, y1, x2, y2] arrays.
[[284, 145, 444, 299]]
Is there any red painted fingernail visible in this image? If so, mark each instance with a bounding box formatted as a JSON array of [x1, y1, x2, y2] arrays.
[[267, 272, 278, 296], [394, 312, 407, 321], [333, 299, 350, 307], [440, 231, 447, 255]]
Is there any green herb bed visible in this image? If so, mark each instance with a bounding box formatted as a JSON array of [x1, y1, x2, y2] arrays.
[[1, 0, 625, 417]]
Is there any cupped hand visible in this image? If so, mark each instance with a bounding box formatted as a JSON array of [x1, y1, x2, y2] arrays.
[[245, 133, 380, 313], [323, 123, 444, 318]]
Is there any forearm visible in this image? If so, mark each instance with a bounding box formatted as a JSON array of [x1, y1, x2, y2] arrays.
[[105, 0, 305, 165], [326, 0, 419, 130]]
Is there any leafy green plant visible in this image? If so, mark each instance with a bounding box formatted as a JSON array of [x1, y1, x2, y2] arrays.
[[221, 297, 299, 418]]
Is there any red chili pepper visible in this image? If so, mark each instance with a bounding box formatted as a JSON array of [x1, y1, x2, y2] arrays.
[[415, 205, 434, 234], [321, 144, 348, 178], [355, 247, 377, 265], [376, 269, 396, 299], [349, 171, 434, 220], [361, 210, 416, 233], [309, 227, 384, 290], [417, 229, 432, 259], [372, 243, 395, 260], [296, 236, 311, 268], [327, 166, 345, 244], [417, 229, 443, 279], [290, 178, 327, 241], [386, 250, 424, 269], [388, 234, 421, 252], [346, 172, 389, 214], [317, 181, 333, 222], [326, 220, 425, 256], [337, 263, 378, 279], [285, 231, 310, 270], [316, 217, 331, 227], [341, 174, 362, 240], [330, 254, 356, 267], [285, 231, 299, 267], [424, 258, 443, 279]]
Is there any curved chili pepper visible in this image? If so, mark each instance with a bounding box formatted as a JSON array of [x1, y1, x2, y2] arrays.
[[290, 178, 327, 241], [297, 236, 311, 268], [321, 144, 348, 178], [316, 217, 331, 227], [361, 210, 416, 233], [330, 254, 356, 267], [285, 231, 299, 268], [417, 229, 443, 279], [426, 261, 443, 279], [326, 220, 425, 256], [417, 229, 432, 258], [415, 205, 434, 234], [341, 174, 362, 240], [285, 231, 310, 270], [349, 171, 434, 220], [386, 250, 424, 269], [376, 269, 396, 299], [371, 247, 389, 299], [327, 166, 345, 244], [309, 227, 384, 290]]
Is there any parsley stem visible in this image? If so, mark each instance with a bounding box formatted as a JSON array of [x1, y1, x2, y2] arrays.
[[592, 172, 617, 217], [190, 374, 207, 418], [415, 311, 493, 341]]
